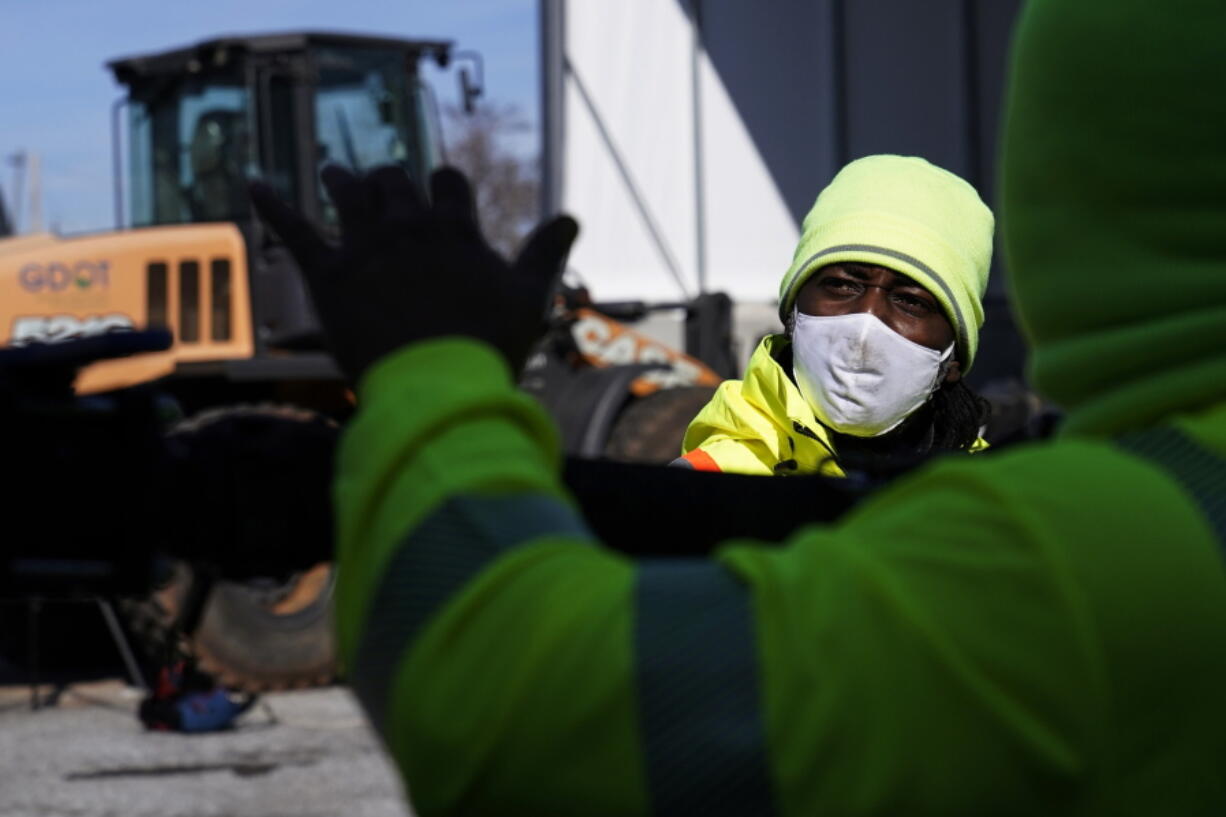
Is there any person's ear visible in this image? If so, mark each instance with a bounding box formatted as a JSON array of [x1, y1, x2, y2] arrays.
[[943, 358, 962, 384]]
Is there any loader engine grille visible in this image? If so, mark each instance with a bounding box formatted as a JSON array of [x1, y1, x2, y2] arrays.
[[179, 260, 200, 342], [146, 262, 168, 329], [145, 258, 233, 344], [211, 259, 231, 341]]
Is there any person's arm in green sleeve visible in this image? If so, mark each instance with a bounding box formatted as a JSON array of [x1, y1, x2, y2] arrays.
[[335, 333, 784, 816], [333, 336, 651, 815]]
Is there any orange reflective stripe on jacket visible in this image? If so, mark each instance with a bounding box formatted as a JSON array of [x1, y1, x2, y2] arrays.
[[682, 448, 722, 472]]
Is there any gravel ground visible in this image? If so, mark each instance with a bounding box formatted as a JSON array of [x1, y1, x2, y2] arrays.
[[0, 681, 415, 817]]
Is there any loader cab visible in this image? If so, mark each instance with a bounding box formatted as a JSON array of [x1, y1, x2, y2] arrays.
[[111, 32, 451, 231], [107, 33, 455, 354]]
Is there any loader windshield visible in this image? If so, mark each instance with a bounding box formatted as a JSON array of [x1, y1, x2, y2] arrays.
[[313, 45, 440, 224], [128, 75, 253, 227]]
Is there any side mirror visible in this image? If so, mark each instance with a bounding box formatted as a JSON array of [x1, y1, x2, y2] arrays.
[[453, 50, 484, 115]]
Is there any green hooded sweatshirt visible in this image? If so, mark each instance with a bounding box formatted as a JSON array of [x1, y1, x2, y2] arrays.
[[335, 1, 1226, 814]]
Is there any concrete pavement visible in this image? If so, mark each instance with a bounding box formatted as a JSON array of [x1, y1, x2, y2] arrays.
[[0, 681, 415, 817]]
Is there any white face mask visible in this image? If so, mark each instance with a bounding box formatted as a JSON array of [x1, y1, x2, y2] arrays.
[[791, 310, 954, 438]]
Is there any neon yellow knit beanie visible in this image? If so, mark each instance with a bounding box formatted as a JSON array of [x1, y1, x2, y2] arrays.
[[777, 155, 994, 371]]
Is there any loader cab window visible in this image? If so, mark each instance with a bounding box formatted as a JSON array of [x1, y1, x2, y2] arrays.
[[129, 78, 253, 227], [313, 46, 437, 225]]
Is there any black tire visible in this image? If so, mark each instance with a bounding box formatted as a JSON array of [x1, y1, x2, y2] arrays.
[[123, 403, 339, 691], [603, 386, 718, 465], [194, 564, 335, 689], [138, 562, 336, 691]]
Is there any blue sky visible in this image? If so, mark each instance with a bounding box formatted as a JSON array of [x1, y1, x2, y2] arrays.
[[0, 0, 538, 234]]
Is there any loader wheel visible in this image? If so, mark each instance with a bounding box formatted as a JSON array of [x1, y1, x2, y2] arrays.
[[604, 385, 719, 465], [138, 561, 337, 691], [124, 403, 339, 691]]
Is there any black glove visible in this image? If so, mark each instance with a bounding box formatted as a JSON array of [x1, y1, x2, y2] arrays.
[[250, 165, 578, 384]]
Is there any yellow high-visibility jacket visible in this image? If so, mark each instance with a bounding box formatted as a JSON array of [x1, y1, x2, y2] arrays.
[[680, 334, 986, 476]]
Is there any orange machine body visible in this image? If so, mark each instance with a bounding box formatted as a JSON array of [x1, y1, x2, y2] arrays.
[[569, 307, 722, 396], [0, 224, 253, 393]]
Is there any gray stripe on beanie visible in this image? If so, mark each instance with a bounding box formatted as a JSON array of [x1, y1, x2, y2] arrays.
[[782, 243, 969, 362]]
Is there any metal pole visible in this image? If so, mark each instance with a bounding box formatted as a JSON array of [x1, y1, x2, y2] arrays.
[[27, 153, 42, 233], [27, 598, 40, 710], [97, 599, 149, 692], [111, 98, 126, 229], [9, 151, 26, 234], [689, 0, 708, 295], [539, 0, 566, 219]]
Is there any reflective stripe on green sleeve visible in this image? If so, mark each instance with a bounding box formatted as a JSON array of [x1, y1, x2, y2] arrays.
[[351, 493, 593, 742], [634, 559, 778, 815], [1118, 427, 1226, 546]]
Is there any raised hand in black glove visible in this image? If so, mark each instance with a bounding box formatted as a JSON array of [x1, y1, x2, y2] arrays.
[[249, 165, 578, 384]]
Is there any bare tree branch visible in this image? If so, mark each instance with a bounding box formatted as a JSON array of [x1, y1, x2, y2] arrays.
[[443, 103, 540, 258]]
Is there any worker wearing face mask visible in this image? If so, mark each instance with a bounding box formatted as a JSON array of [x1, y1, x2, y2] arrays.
[[677, 154, 993, 477]]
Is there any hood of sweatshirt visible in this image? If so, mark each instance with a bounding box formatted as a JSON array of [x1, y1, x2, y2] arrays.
[[1001, 0, 1226, 436]]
